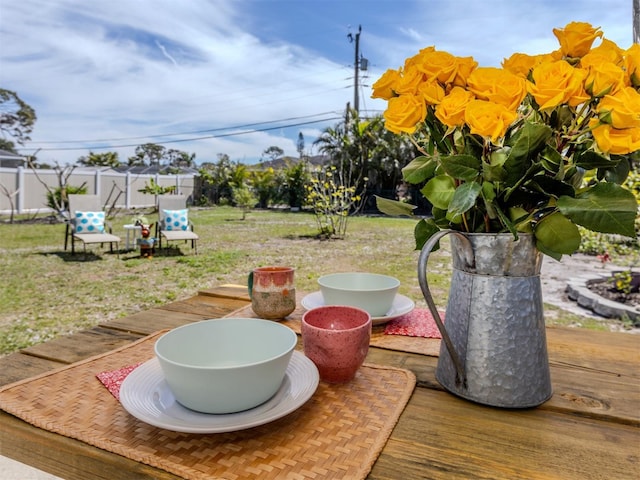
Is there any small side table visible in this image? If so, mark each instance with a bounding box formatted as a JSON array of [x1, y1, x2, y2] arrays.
[[123, 224, 142, 251]]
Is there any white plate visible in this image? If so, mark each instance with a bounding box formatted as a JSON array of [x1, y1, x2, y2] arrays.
[[120, 351, 319, 433], [300, 291, 415, 326]]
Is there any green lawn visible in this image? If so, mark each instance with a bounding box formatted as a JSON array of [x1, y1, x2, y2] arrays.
[[0, 206, 627, 356]]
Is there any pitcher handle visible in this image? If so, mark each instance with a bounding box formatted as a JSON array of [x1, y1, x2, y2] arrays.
[[247, 271, 254, 300], [417, 230, 474, 388]]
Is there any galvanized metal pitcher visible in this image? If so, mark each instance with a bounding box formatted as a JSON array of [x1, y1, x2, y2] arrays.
[[418, 231, 552, 408]]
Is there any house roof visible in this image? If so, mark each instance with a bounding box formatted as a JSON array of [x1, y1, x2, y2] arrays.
[[0, 149, 26, 160], [113, 165, 199, 175]]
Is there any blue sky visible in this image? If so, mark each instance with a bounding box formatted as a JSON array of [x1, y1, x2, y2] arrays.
[[0, 0, 635, 166]]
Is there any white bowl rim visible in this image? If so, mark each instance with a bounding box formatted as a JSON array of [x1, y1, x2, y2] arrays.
[[154, 318, 297, 370], [317, 272, 400, 291]]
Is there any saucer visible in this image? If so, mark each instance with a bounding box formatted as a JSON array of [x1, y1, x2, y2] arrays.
[[301, 291, 415, 326], [120, 351, 319, 433]]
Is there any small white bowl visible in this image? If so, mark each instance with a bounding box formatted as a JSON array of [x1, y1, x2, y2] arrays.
[[155, 318, 297, 414], [317, 272, 400, 317]]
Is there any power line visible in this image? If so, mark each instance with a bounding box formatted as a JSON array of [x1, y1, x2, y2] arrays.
[[18, 116, 343, 152], [26, 112, 343, 145]]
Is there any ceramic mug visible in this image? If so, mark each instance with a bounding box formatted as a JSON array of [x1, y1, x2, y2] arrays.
[[301, 305, 372, 383], [248, 266, 296, 319]]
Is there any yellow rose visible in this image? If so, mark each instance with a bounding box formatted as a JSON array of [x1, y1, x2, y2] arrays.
[[624, 43, 640, 88], [464, 100, 518, 143], [434, 86, 475, 127], [581, 38, 624, 67], [584, 62, 626, 97], [597, 87, 640, 129], [383, 94, 427, 134], [371, 68, 400, 100], [394, 65, 426, 95], [527, 60, 589, 110], [404, 46, 436, 69], [502, 53, 538, 78], [553, 21, 603, 58], [467, 67, 527, 111], [417, 80, 445, 106], [590, 119, 640, 155], [415, 49, 459, 84], [452, 55, 478, 87]]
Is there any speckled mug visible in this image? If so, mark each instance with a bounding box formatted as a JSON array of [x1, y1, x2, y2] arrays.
[[248, 266, 296, 320], [301, 305, 372, 383]]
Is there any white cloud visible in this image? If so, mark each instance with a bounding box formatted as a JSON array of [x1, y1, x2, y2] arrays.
[[1, 0, 635, 166]]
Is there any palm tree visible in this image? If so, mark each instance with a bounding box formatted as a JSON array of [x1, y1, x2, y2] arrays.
[[313, 109, 418, 207]]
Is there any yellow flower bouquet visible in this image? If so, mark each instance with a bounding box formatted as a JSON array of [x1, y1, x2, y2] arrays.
[[373, 21, 638, 260]]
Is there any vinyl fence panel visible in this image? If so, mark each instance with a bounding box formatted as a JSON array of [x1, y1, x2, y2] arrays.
[[0, 167, 196, 215]]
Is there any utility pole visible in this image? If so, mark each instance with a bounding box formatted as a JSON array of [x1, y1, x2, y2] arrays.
[[348, 25, 362, 114], [634, 0, 639, 43], [353, 25, 361, 113]]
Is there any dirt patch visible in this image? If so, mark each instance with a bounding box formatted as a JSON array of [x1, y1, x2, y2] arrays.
[[586, 274, 640, 306]]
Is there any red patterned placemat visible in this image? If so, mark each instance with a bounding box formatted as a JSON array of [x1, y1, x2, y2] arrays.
[[384, 308, 444, 338], [0, 331, 416, 480]]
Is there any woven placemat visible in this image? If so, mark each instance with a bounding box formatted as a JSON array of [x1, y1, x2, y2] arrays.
[[230, 299, 442, 357], [0, 331, 416, 480]]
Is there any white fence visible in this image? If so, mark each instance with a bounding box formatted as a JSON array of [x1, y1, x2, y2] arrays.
[[0, 166, 197, 215]]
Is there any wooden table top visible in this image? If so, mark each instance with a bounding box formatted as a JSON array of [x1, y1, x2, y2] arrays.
[[0, 285, 638, 480]]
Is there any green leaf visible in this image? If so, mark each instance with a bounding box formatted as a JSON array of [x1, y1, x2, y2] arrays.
[[440, 154, 481, 181], [535, 238, 563, 261], [509, 207, 534, 233], [430, 207, 451, 228], [414, 218, 441, 251], [557, 183, 637, 237], [575, 150, 620, 170], [493, 203, 518, 236], [539, 145, 563, 174], [482, 163, 506, 182], [446, 182, 482, 221], [402, 156, 437, 184], [504, 122, 552, 183], [534, 211, 581, 257], [421, 175, 456, 210], [375, 195, 417, 217], [527, 176, 575, 198], [481, 182, 497, 218], [598, 156, 630, 184]]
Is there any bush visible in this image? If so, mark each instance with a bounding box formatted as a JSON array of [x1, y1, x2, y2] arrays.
[[46, 185, 87, 212]]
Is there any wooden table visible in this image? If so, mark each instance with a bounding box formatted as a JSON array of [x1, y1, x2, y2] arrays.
[[0, 285, 638, 480]]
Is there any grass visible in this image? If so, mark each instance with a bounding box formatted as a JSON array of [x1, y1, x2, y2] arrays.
[[0, 206, 630, 356]]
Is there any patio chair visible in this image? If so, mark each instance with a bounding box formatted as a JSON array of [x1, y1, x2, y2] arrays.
[[156, 194, 198, 254], [65, 194, 121, 257]]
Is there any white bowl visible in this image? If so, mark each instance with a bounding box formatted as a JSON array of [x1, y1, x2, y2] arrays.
[[317, 272, 400, 317], [154, 318, 297, 414]]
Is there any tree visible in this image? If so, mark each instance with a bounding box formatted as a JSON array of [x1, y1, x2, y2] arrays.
[[0, 138, 17, 153], [232, 184, 258, 220], [128, 143, 166, 166], [282, 160, 309, 209], [314, 109, 418, 211], [77, 151, 120, 168], [297, 132, 305, 158], [0, 88, 36, 148], [166, 149, 195, 168], [261, 146, 284, 163], [198, 154, 234, 204], [250, 168, 278, 208]]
